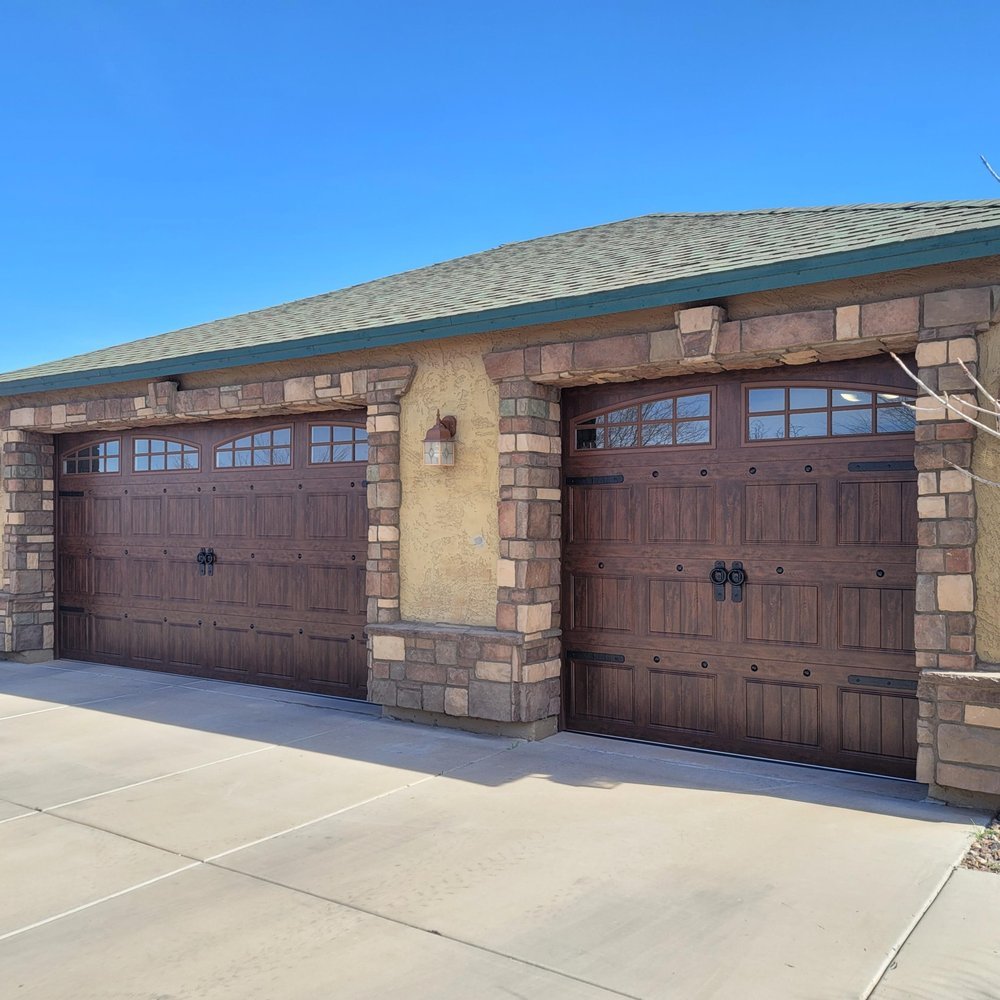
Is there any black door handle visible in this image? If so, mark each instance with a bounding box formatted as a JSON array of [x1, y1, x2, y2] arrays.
[[728, 561, 746, 603], [196, 548, 208, 576], [710, 561, 728, 602], [205, 548, 217, 576]]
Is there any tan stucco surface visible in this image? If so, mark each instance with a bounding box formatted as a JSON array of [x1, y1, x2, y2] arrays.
[[974, 321, 1000, 663], [397, 340, 500, 627]]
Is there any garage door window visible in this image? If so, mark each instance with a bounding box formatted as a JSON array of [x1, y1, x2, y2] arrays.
[[215, 427, 292, 468], [309, 424, 368, 463], [62, 439, 120, 474], [134, 438, 200, 472], [746, 385, 916, 441], [574, 391, 712, 451]]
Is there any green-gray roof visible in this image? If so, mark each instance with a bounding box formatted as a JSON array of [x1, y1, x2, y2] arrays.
[[5, 200, 1000, 395]]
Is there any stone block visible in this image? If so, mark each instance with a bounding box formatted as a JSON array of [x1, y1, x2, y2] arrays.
[[915, 341, 948, 367], [371, 634, 405, 661], [540, 343, 574, 374], [745, 310, 834, 350], [573, 334, 649, 371], [937, 575, 974, 612], [936, 762, 1000, 796], [836, 305, 860, 340], [924, 287, 991, 328], [444, 687, 468, 716], [475, 660, 512, 682], [938, 724, 1000, 767], [516, 602, 552, 634], [468, 680, 515, 722], [861, 297, 920, 337], [966, 705, 1000, 729]]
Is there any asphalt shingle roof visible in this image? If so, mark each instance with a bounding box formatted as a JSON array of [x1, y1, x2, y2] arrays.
[[5, 201, 1000, 391]]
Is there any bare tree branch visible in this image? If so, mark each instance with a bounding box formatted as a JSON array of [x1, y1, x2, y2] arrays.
[[981, 153, 1000, 183], [946, 460, 1000, 489], [890, 353, 1000, 440]]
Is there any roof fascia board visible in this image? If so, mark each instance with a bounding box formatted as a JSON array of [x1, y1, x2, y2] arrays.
[[4, 225, 1000, 398]]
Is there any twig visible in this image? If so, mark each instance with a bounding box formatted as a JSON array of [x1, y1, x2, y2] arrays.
[[981, 153, 1000, 183], [946, 460, 1000, 489], [890, 353, 1000, 440]]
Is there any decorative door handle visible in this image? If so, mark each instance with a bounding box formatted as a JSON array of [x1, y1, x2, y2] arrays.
[[196, 548, 208, 576], [205, 548, 217, 576], [710, 561, 728, 602], [728, 561, 746, 603]]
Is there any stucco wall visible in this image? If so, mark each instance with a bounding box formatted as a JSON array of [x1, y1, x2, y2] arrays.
[[397, 339, 500, 627], [974, 321, 1000, 663]]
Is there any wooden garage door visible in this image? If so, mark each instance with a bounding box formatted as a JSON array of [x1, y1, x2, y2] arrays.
[[56, 413, 368, 697], [562, 357, 920, 777]]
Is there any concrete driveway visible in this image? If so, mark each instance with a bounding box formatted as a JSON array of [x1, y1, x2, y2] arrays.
[[0, 659, 989, 999]]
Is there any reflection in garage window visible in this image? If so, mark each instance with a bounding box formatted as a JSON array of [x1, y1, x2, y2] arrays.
[[215, 427, 292, 468], [746, 386, 916, 440], [309, 424, 368, 463], [574, 392, 711, 451], [134, 438, 200, 472], [62, 440, 120, 474]]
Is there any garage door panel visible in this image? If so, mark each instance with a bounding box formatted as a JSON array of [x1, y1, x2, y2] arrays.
[[838, 478, 918, 546], [91, 613, 127, 661], [839, 585, 916, 652], [648, 669, 717, 733], [129, 616, 165, 667], [57, 414, 368, 697], [569, 574, 634, 633], [92, 497, 122, 536], [743, 583, 820, 645], [646, 485, 715, 542], [744, 679, 821, 747], [211, 494, 251, 537], [648, 579, 716, 638], [743, 483, 819, 544], [165, 495, 205, 536], [130, 496, 163, 535], [567, 657, 635, 725]]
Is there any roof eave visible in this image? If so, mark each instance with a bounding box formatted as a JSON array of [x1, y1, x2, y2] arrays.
[[4, 224, 1000, 398]]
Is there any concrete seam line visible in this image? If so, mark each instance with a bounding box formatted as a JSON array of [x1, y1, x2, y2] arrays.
[[859, 836, 976, 999], [206, 863, 641, 1000], [0, 862, 202, 944], [0, 704, 68, 721], [205, 744, 521, 863], [42, 717, 362, 811], [0, 810, 38, 826]]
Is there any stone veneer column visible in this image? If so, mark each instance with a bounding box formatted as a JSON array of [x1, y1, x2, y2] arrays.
[[365, 393, 403, 626], [0, 430, 55, 660]]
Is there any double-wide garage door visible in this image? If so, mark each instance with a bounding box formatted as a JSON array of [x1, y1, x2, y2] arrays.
[[57, 413, 368, 697], [562, 357, 920, 778]]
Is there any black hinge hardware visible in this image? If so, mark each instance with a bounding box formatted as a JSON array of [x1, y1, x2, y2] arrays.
[[710, 561, 728, 602], [60, 605, 86, 614], [58, 490, 85, 498], [847, 461, 917, 472], [566, 650, 627, 664], [847, 675, 918, 691], [565, 475, 625, 486], [728, 561, 747, 603]]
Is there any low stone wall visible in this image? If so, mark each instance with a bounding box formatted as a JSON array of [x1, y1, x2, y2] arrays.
[[919, 671, 1000, 808], [367, 620, 560, 738]]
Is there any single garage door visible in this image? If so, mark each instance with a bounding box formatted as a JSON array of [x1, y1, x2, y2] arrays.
[[562, 356, 919, 778], [56, 412, 368, 697]]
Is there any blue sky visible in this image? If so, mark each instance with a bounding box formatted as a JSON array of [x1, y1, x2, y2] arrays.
[[2, 0, 999, 372]]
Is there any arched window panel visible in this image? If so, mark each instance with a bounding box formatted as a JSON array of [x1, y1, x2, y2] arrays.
[[309, 424, 368, 464], [134, 438, 200, 472], [574, 391, 712, 451], [215, 426, 292, 468], [746, 385, 917, 441], [62, 439, 120, 474]]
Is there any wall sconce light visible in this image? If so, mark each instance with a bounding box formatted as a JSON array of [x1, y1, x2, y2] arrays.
[[423, 411, 457, 466]]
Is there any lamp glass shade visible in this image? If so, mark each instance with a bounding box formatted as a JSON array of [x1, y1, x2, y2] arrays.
[[423, 439, 456, 466]]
